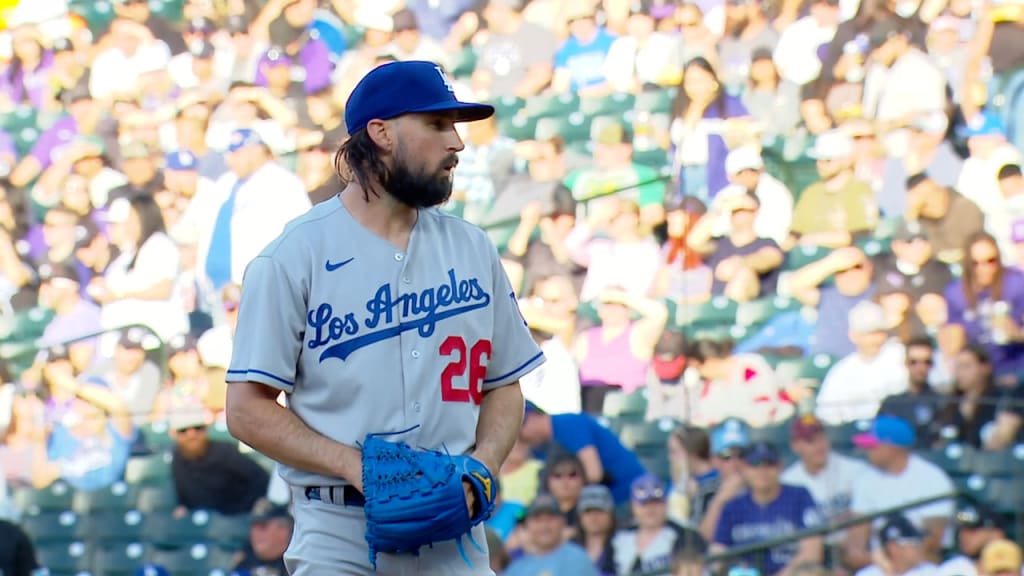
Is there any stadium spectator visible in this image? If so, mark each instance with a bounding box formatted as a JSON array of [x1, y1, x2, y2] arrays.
[[35, 262, 101, 352], [540, 452, 587, 539], [613, 474, 707, 575], [502, 186, 585, 297], [666, 425, 716, 525], [645, 330, 690, 421], [879, 111, 962, 218], [791, 129, 878, 248], [651, 194, 713, 305], [169, 405, 270, 516], [872, 220, 952, 335], [843, 416, 954, 568], [86, 328, 161, 428], [936, 345, 1001, 448], [520, 402, 647, 504], [906, 173, 986, 265], [708, 146, 794, 245], [0, 518, 40, 576], [686, 338, 791, 427], [573, 484, 618, 576], [877, 335, 951, 448], [781, 415, 867, 537], [574, 286, 668, 412], [551, 1, 617, 96], [496, 439, 544, 535], [979, 539, 1024, 576], [602, 1, 682, 93], [233, 498, 291, 575], [854, 514, 939, 576], [698, 418, 752, 540], [504, 492, 600, 576], [815, 300, 908, 424], [471, 0, 557, 100], [711, 441, 824, 576], [687, 190, 784, 302], [985, 379, 1024, 450], [939, 502, 1011, 576], [152, 334, 211, 423]]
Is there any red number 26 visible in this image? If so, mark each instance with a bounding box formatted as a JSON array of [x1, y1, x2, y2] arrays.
[[440, 336, 492, 405]]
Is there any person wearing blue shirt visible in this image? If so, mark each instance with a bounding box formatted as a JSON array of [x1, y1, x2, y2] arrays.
[[711, 442, 824, 576], [505, 493, 600, 576], [520, 402, 647, 503], [552, 4, 617, 94]]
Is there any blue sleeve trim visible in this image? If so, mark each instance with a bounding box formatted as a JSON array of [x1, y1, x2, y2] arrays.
[[226, 368, 295, 388], [483, 351, 545, 384]]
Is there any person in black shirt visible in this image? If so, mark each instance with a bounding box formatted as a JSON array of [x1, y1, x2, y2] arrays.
[[877, 335, 949, 448], [0, 519, 40, 576], [937, 345, 1001, 448], [170, 408, 270, 516], [233, 499, 291, 576]]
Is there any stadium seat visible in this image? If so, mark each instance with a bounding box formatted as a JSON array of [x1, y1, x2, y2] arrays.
[[0, 106, 37, 135], [143, 511, 211, 548], [980, 478, 1024, 513], [497, 115, 538, 141], [523, 93, 579, 119], [534, 113, 591, 144], [150, 543, 220, 575], [966, 447, 1023, 477], [125, 451, 173, 485], [783, 245, 832, 271], [616, 390, 650, 422], [77, 510, 145, 545], [632, 148, 670, 169], [206, 513, 252, 550], [619, 418, 674, 450], [748, 420, 793, 447], [135, 485, 178, 514], [148, 0, 185, 23], [921, 443, 976, 477], [21, 510, 80, 544], [736, 296, 802, 328], [690, 324, 749, 342], [68, 0, 117, 37], [206, 419, 235, 444], [638, 453, 671, 481], [579, 92, 635, 117], [825, 419, 872, 450], [90, 542, 148, 576], [450, 46, 478, 78], [633, 88, 675, 114], [13, 481, 74, 515], [673, 296, 738, 329], [72, 481, 137, 514], [857, 237, 891, 257], [0, 306, 54, 341], [35, 540, 92, 574], [778, 354, 836, 386], [490, 96, 525, 121]]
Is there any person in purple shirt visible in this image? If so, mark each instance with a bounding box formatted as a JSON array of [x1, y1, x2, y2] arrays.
[[2, 24, 55, 110], [711, 442, 823, 576], [404, 0, 479, 41], [10, 84, 98, 189], [943, 232, 1024, 381], [256, 1, 333, 94]]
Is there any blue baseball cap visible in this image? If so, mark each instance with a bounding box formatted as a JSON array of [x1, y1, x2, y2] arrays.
[[711, 417, 751, 455], [743, 441, 781, 466], [136, 565, 170, 576], [344, 60, 494, 135], [630, 473, 667, 503], [165, 150, 198, 171], [227, 128, 263, 153], [959, 110, 1006, 138], [853, 415, 916, 449]]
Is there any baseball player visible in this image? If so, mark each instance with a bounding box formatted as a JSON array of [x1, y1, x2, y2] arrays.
[[224, 60, 545, 575]]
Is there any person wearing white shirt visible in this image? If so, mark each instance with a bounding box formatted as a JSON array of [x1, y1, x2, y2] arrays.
[[816, 301, 908, 425], [601, 7, 681, 93], [88, 19, 172, 101], [708, 147, 794, 245], [781, 414, 868, 544], [843, 416, 954, 570], [184, 129, 311, 291], [772, 0, 841, 86], [518, 330, 581, 414], [854, 514, 940, 576]]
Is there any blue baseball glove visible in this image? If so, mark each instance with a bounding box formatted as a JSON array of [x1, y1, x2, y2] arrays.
[[360, 432, 496, 569]]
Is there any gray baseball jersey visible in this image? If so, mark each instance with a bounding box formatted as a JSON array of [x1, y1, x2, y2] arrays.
[[226, 195, 545, 488]]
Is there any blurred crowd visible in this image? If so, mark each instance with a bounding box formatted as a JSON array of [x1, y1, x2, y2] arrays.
[[0, 0, 1021, 574]]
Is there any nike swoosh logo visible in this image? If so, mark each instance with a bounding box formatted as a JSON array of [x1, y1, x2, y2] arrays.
[[325, 257, 354, 272]]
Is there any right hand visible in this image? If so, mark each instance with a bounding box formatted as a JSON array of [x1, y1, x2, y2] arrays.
[[520, 201, 544, 228], [829, 246, 864, 271]]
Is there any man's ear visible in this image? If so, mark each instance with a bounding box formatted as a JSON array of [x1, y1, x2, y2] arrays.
[[365, 119, 393, 154]]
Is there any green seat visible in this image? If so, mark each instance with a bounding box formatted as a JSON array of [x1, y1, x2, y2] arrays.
[[825, 419, 872, 450], [920, 443, 977, 477], [2, 306, 54, 341], [150, 543, 218, 574], [72, 481, 137, 514], [964, 447, 1024, 477], [690, 324, 749, 342], [77, 510, 146, 545], [779, 353, 836, 385], [206, 513, 252, 550], [619, 418, 674, 450], [736, 296, 802, 328], [979, 478, 1024, 513], [617, 390, 649, 422], [874, 216, 903, 240], [534, 112, 592, 144], [206, 419, 235, 444], [524, 93, 579, 119], [579, 92, 635, 117], [125, 451, 173, 485], [857, 237, 891, 257], [148, 0, 185, 23], [21, 511, 80, 544], [35, 541, 91, 574], [450, 46, 478, 78], [632, 148, 670, 169], [143, 511, 210, 548], [91, 542, 148, 576], [14, 481, 74, 515], [748, 419, 794, 447], [673, 296, 738, 329], [634, 88, 675, 114], [490, 95, 525, 121], [497, 115, 539, 141], [638, 453, 671, 481], [784, 245, 832, 271], [135, 485, 179, 513], [0, 106, 38, 134]]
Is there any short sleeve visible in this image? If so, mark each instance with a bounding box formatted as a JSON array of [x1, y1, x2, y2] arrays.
[[796, 487, 822, 529], [553, 414, 594, 452], [226, 255, 307, 392], [944, 281, 966, 325], [482, 242, 545, 391]]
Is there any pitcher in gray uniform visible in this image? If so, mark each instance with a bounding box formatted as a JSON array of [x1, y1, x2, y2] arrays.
[[224, 60, 545, 575]]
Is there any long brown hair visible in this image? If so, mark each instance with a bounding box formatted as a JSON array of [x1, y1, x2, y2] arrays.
[[962, 232, 1004, 310]]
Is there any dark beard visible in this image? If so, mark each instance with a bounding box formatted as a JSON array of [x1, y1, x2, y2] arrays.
[[381, 148, 456, 209]]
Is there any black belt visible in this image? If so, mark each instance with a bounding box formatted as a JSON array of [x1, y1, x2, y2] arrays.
[[304, 486, 365, 507]]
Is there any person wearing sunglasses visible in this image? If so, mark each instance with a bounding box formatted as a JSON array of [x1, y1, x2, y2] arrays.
[[877, 335, 949, 448], [711, 442, 823, 576]]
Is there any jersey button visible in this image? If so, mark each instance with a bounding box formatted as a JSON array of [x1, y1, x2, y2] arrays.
[[411, 350, 421, 358], [402, 277, 411, 284], [414, 402, 421, 412], [394, 253, 404, 261]]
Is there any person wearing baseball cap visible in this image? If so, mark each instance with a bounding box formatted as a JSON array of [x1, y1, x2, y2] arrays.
[[940, 502, 1011, 576], [505, 492, 599, 575], [711, 145, 793, 245], [980, 539, 1023, 576], [866, 514, 939, 576], [781, 414, 867, 541], [843, 415, 955, 570], [573, 484, 617, 575], [711, 441, 823, 576], [234, 498, 291, 574]]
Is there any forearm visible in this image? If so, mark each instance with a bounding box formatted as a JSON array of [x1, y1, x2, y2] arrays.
[[799, 230, 852, 248], [780, 538, 823, 576], [743, 248, 783, 273], [471, 383, 524, 472], [226, 382, 363, 487], [506, 223, 535, 257]]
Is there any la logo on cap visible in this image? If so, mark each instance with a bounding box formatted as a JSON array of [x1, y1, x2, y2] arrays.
[[434, 65, 454, 93]]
